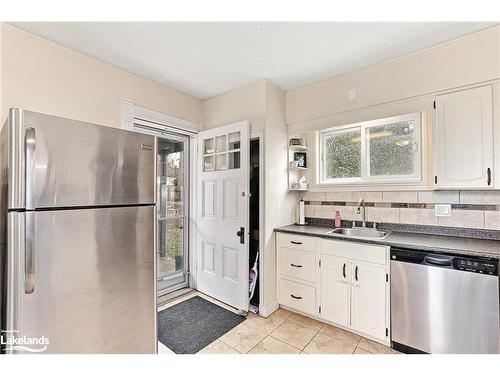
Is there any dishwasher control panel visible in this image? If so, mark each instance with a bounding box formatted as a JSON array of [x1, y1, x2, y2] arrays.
[[453, 258, 497, 275]]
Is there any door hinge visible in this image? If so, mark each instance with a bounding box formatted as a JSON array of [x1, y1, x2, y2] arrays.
[[433, 100, 436, 109], [386, 273, 389, 282], [386, 328, 389, 337], [319, 306, 322, 314]]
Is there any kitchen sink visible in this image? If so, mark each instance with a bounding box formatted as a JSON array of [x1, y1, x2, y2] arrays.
[[327, 227, 389, 239]]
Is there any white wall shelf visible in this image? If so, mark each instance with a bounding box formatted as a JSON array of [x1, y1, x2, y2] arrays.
[[288, 133, 311, 191]]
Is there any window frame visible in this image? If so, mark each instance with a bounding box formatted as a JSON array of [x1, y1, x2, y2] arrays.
[[319, 112, 423, 186]]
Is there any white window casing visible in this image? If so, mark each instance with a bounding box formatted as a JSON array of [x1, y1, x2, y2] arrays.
[[318, 112, 424, 186]]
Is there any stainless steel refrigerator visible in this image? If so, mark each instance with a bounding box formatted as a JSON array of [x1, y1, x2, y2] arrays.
[[0, 108, 157, 354]]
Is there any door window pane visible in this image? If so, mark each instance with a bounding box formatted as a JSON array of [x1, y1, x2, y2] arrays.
[[203, 156, 214, 172], [229, 132, 241, 150], [228, 151, 240, 169], [203, 138, 215, 154], [366, 121, 417, 177], [216, 135, 227, 152], [216, 153, 227, 170], [158, 142, 185, 218], [324, 128, 361, 179], [157, 135, 189, 295], [157, 218, 184, 278]]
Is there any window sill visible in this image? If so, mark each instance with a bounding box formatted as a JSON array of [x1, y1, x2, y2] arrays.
[[312, 179, 432, 192]]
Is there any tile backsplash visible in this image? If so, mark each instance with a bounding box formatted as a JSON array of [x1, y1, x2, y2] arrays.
[[302, 190, 500, 230]]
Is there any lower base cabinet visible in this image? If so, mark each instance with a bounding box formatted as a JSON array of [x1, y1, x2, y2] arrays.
[[320, 257, 388, 342], [320, 255, 351, 326], [277, 233, 390, 345], [278, 278, 316, 316], [350, 261, 388, 340]]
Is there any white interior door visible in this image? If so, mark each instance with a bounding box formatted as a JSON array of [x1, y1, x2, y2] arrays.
[[196, 121, 249, 311]]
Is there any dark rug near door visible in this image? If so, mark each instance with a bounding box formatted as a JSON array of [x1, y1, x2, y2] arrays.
[[158, 296, 245, 354]]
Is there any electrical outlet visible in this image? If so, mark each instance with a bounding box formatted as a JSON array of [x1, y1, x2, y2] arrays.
[[348, 88, 357, 101], [435, 204, 452, 217]]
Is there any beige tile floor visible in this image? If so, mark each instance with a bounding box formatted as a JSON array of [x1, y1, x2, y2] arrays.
[[158, 294, 399, 355]]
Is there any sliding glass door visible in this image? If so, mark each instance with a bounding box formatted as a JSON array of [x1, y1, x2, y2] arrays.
[[157, 134, 189, 296]]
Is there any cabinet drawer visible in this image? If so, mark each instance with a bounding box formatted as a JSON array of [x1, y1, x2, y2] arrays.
[[278, 279, 316, 316], [278, 233, 315, 252], [320, 239, 387, 265], [279, 247, 316, 283]]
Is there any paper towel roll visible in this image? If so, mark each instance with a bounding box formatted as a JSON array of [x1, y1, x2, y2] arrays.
[[298, 199, 305, 225]]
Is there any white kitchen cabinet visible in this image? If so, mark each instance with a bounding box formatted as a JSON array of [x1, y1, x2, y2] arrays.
[[278, 278, 316, 316], [276, 232, 390, 345], [279, 247, 316, 283], [351, 261, 387, 340], [434, 85, 494, 189], [320, 255, 350, 326]]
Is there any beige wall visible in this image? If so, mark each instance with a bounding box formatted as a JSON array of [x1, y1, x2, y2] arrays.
[[286, 25, 500, 125], [0, 23, 202, 129], [201, 80, 267, 132]]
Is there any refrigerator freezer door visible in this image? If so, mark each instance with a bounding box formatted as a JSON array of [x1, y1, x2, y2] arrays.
[[6, 206, 156, 354], [7, 108, 155, 209]]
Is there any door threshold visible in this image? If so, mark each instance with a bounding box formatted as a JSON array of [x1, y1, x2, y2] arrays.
[[195, 292, 246, 317], [157, 288, 195, 310], [157, 289, 248, 318]]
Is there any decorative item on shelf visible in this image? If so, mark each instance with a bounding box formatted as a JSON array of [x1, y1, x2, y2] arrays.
[[290, 182, 308, 190], [290, 160, 299, 168], [289, 137, 305, 147], [291, 176, 308, 190], [294, 152, 307, 168]]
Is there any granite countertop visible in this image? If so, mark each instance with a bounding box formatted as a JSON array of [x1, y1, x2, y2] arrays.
[[274, 224, 500, 259]]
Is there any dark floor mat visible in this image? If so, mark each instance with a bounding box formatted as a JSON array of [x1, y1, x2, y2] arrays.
[[158, 296, 245, 354]]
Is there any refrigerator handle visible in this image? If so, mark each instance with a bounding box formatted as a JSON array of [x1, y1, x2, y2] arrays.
[[24, 127, 36, 294], [25, 211, 35, 294], [25, 127, 36, 210]]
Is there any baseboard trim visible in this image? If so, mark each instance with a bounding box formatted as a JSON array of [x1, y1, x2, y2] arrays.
[[259, 301, 279, 318]]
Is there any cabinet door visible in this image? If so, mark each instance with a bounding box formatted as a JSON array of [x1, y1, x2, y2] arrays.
[[435, 86, 494, 189], [351, 262, 387, 341], [320, 255, 350, 326]]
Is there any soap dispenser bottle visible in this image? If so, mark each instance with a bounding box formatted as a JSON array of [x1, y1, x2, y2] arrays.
[[334, 210, 341, 228]]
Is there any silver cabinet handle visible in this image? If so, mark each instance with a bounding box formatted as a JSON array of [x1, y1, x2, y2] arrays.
[[25, 127, 36, 210], [25, 211, 35, 294]]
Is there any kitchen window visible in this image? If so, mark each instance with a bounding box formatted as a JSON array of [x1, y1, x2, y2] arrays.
[[319, 113, 422, 185]]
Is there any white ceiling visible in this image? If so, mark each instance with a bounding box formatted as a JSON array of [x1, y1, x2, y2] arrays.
[[12, 22, 497, 99]]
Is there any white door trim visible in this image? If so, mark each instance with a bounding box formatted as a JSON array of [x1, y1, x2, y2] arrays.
[[121, 98, 200, 135], [250, 131, 264, 313], [123, 100, 198, 295]]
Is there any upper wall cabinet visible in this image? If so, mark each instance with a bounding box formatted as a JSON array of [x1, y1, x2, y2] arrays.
[[434, 85, 494, 189]]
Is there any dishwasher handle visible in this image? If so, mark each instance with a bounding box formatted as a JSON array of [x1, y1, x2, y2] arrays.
[[424, 254, 453, 267]]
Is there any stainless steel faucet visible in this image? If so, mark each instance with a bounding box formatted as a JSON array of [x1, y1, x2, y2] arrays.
[[356, 199, 366, 227]]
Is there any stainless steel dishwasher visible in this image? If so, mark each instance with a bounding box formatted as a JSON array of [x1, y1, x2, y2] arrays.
[[390, 247, 499, 354]]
